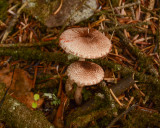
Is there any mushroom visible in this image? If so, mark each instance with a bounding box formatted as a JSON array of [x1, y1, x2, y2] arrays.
[[59, 27, 112, 104], [66, 61, 104, 105], [59, 27, 112, 59]]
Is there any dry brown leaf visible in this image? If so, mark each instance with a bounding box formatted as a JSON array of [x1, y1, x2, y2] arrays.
[[0, 66, 39, 108], [0, 66, 33, 92]]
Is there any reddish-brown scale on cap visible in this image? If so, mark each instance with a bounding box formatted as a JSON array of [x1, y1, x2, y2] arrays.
[[59, 27, 112, 59], [66, 61, 104, 105], [67, 61, 104, 86]]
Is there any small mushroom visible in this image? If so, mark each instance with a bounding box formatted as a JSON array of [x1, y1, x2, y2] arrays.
[[59, 27, 112, 59], [66, 61, 104, 105]]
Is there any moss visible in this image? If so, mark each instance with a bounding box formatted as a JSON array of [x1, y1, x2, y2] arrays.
[[23, 0, 59, 24], [0, 47, 68, 63], [69, 107, 112, 128], [0, 84, 54, 128], [0, 0, 8, 21], [96, 116, 113, 128], [121, 110, 160, 128]]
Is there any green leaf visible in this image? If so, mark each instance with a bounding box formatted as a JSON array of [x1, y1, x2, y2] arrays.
[[32, 102, 37, 109], [34, 94, 40, 101]]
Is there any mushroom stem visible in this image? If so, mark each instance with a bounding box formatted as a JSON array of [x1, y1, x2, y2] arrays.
[[65, 79, 74, 94], [79, 58, 85, 61], [74, 86, 83, 105]]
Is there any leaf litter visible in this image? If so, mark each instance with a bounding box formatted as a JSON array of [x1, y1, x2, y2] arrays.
[[0, 0, 160, 127]]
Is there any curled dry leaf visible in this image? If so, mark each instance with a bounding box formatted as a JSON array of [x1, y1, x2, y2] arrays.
[[0, 66, 33, 96]]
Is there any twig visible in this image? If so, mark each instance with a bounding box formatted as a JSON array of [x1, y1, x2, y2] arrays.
[[108, 0, 118, 40], [114, 0, 140, 10], [130, 6, 136, 20], [0, 48, 69, 63], [110, 89, 123, 106], [7, 4, 19, 15], [102, 21, 150, 32], [0, 47, 159, 87], [95, 0, 141, 16], [99, 81, 118, 116], [0, 40, 57, 48], [53, 0, 63, 15], [70, 107, 110, 128], [94, 59, 160, 87], [1, 2, 28, 43], [107, 104, 138, 128], [111, 75, 135, 96]]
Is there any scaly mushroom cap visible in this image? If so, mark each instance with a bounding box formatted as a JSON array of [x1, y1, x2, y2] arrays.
[[59, 27, 112, 59], [67, 61, 104, 86]]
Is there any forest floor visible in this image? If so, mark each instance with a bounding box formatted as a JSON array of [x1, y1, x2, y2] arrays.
[[0, 0, 160, 128]]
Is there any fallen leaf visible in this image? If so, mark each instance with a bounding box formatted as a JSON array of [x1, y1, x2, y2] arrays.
[[0, 65, 41, 108]]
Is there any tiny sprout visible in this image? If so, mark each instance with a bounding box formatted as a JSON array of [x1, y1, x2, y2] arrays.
[[34, 94, 40, 101], [32, 94, 40, 109], [32, 102, 37, 109], [51, 94, 60, 106]]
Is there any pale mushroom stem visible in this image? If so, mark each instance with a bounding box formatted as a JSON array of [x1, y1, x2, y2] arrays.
[[74, 85, 83, 105], [65, 79, 74, 94], [79, 58, 85, 61]]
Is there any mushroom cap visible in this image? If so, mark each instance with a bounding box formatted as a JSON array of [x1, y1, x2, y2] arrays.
[[67, 61, 104, 86], [59, 27, 112, 59]]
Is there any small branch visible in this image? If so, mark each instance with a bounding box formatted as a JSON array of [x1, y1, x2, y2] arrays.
[[111, 75, 135, 96], [69, 107, 111, 128], [0, 40, 57, 48], [114, 0, 140, 10], [107, 104, 138, 128], [66, 96, 106, 127], [95, 0, 140, 15], [0, 48, 69, 63], [130, 6, 136, 20], [102, 22, 150, 32], [53, 0, 63, 15], [1, 2, 28, 43], [94, 59, 160, 87], [0, 47, 159, 87]]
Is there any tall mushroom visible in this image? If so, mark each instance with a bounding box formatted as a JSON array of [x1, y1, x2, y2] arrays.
[[59, 27, 112, 104], [59, 27, 112, 59], [67, 61, 104, 105]]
